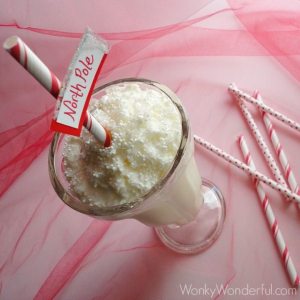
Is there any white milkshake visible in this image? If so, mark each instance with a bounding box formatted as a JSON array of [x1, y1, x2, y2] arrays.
[[62, 81, 202, 226]]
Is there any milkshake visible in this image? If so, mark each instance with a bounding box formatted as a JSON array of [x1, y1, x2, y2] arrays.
[[49, 78, 225, 254], [50, 79, 202, 226]]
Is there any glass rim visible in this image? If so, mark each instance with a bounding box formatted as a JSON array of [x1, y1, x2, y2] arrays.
[[48, 78, 190, 218]]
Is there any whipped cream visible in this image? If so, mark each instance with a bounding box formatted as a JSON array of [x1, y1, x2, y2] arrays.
[[63, 82, 182, 207]]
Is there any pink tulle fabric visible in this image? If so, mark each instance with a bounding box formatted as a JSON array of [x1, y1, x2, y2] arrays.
[[1, 1, 300, 299]]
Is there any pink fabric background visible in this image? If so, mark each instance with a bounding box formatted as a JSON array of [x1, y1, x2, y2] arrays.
[[1, 0, 300, 299]]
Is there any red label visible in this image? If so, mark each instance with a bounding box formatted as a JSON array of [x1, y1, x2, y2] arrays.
[[51, 30, 108, 136]]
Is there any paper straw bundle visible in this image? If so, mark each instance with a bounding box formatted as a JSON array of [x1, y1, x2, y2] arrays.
[[194, 83, 300, 287], [230, 84, 288, 192]]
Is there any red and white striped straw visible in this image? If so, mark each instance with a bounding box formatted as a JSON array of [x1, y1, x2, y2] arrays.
[[256, 92, 300, 202], [84, 112, 111, 147], [228, 83, 300, 133], [238, 135, 299, 287], [193, 135, 300, 203], [231, 86, 289, 200], [255, 92, 300, 207], [3, 35, 111, 147], [3, 35, 61, 99]]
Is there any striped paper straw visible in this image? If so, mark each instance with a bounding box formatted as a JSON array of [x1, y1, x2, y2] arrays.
[[231, 87, 290, 201], [3, 35, 111, 147], [193, 135, 300, 203], [256, 92, 300, 195], [238, 135, 299, 287], [4, 36, 61, 98], [84, 112, 111, 147], [228, 83, 300, 134]]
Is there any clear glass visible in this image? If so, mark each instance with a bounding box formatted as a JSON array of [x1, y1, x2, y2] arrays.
[[49, 78, 225, 254]]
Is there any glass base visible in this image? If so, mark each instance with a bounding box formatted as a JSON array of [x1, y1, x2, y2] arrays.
[[155, 178, 225, 254]]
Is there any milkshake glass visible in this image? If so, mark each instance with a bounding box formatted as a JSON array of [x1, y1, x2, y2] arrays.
[[49, 78, 225, 254]]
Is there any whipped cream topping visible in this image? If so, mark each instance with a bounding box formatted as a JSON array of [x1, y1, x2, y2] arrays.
[[63, 82, 182, 207]]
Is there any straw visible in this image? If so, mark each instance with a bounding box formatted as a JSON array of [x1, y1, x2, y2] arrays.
[[255, 92, 300, 207], [228, 83, 300, 133], [3, 35, 111, 147], [193, 135, 300, 203], [238, 135, 299, 287], [231, 87, 289, 200]]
